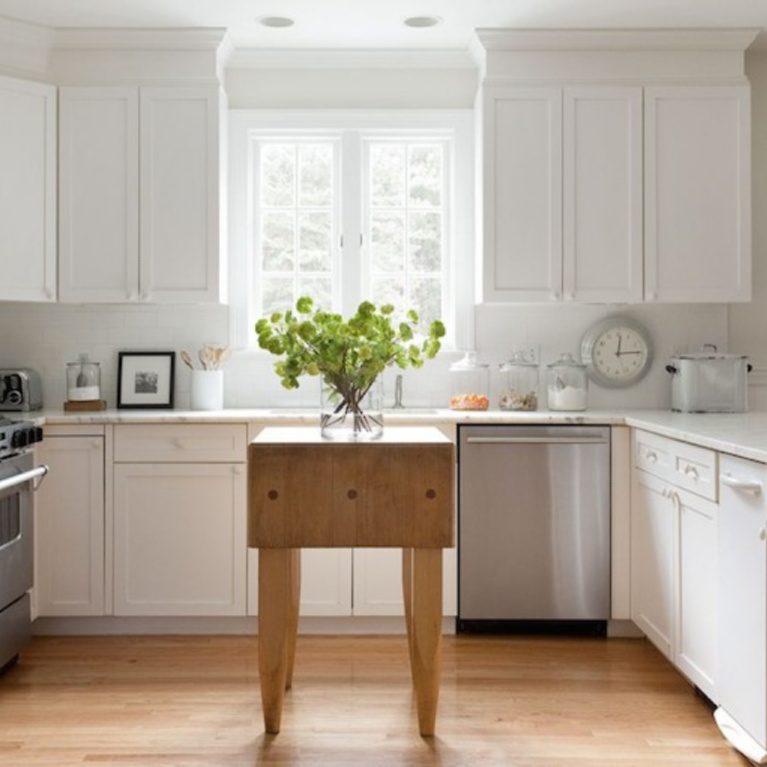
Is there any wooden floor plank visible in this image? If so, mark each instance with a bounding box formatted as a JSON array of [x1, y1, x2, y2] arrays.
[[0, 635, 749, 766]]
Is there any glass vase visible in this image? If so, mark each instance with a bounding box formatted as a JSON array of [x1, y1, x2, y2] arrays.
[[320, 377, 384, 441]]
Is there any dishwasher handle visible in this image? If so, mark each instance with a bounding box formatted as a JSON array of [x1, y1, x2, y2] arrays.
[[720, 472, 763, 495], [465, 436, 608, 446]]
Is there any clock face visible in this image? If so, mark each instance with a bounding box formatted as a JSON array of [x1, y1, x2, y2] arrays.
[[581, 318, 653, 388]]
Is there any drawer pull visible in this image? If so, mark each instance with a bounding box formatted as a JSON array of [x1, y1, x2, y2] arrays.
[[347, 489, 358, 500], [683, 465, 699, 480], [645, 450, 658, 463], [426, 489, 437, 499], [172, 439, 184, 450], [267, 490, 279, 500]]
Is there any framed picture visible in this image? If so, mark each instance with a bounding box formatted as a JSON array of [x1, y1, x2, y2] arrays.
[[117, 351, 175, 409]]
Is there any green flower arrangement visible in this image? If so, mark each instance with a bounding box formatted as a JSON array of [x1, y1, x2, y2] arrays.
[[255, 297, 446, 434]]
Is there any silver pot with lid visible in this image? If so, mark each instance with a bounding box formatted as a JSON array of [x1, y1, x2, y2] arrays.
[[666, 344, 752, 413]]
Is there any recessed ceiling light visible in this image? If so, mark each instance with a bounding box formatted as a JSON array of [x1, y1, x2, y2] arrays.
[[404, 15, 442, 29], [258, 16, 295, 28]]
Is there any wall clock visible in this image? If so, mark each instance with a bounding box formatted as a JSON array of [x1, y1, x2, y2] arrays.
[[580, 316, 653, 389]]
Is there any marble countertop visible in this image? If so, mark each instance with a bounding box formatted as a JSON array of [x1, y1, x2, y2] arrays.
[[30, 407, 767, 464]]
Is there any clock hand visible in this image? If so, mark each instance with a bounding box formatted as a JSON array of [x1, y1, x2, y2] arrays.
[[616, 333, 622, 356], [617, 350, 642, 356]]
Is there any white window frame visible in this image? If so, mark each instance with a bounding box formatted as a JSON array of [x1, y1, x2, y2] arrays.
[[228, 110, 475, 351]]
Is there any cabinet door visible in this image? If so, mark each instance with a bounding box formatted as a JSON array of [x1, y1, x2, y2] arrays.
[[718, 455, 767, 747], [631, 469, 675, 659], [352, 548, 457, 617], [114, 463, 246, 616], [59, 87, 140, 302], [676, 487, 718, 699], [0, 76, 56, 302], [482, 86, 562, 302], [563, 87, 642, 303], [35, 436, 105, 616], [645, 86, 751, 302], [139, 87, 222, 303]]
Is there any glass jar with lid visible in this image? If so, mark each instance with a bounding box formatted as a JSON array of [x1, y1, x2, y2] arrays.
[[66, 353, 101, 402], [449, 352, 490, 411], [546, 353, 588, 411], [499, 350, 539, 411]]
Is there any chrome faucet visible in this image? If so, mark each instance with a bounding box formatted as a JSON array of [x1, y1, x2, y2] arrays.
[[393, 374, 405, 409]]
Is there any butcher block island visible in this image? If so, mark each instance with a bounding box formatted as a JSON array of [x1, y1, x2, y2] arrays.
[[248, 426, 455, 736]]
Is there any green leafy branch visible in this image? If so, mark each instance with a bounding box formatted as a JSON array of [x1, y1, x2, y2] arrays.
[[255, 297, 446, 406]]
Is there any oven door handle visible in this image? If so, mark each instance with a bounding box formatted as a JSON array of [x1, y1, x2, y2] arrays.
[[0, 465, 48, 494]]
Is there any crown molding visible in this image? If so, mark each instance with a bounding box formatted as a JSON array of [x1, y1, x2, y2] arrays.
[[228, 48, 475, 70], [0, 15, 54, 78], [53, 27, 228, 51], [475, 28, 761, 53]]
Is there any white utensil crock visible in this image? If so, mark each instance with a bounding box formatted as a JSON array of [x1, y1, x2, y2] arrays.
[[190, 370, 224, 410]]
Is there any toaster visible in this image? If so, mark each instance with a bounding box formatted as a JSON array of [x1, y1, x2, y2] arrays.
[[0, 369, 43, 411], [666, 347, 751, 413]]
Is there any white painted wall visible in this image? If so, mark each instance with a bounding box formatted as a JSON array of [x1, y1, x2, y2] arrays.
[[3, 57, 766, 411]]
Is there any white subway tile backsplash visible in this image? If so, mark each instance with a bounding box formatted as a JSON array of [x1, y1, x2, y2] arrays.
[[0, 299, 744, 411]]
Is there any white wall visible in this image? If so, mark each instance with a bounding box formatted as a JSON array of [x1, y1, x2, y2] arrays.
[[1, 57, 761, 412]]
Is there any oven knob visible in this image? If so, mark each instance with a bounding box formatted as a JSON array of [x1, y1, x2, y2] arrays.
[[34, 427, 43, 443], [11, 430, 27, 448], [6, 390, 22, 406]]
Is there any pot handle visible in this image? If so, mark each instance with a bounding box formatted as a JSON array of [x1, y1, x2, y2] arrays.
[[665, 365, 678, 375]]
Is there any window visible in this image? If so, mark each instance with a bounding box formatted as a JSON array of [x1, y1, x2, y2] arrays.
[[229, 112, 474, 350]]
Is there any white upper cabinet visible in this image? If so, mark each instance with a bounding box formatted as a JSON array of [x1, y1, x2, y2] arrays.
[[59, 87, 139, 302], [475, 29, 755, 305], [0, 75, 57, 302], [139, 88, 221, 303], [482, 86, 562, 302], [644, 85, 751, 303], [563, 87, 643, 303], [59, 85, 224, 304]]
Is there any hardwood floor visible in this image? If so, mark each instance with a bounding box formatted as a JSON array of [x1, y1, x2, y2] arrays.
[[0, 634, 750, 766]]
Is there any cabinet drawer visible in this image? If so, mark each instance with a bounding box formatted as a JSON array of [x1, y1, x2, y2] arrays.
[[114, 424, 246, 463], [632, 429, 717, 501]]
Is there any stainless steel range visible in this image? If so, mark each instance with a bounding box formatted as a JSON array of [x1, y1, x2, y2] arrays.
[[0, 417, 45, 673]]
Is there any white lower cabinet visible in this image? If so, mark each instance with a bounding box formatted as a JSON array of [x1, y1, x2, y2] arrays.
[[35, 431, 105, 616], [631, 429, 718, 699], [113, 462, 246, 616], [717, 455, 767, 755], [631, 470, 675, 658]]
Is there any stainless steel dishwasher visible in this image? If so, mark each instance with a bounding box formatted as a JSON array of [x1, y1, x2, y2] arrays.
[[458, 424, 610, 633]]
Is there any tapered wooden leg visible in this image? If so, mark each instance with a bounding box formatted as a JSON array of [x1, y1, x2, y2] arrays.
[[258, 548, 298, 734], [402, 547, 415, 683], [411, 548, 442, 737], [284, 549, 301, 690]]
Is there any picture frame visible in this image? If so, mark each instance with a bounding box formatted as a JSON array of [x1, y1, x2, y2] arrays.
[[117, 351, 175, 409]]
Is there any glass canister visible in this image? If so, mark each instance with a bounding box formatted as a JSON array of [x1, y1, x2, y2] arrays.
[[449, 352, 490, 410], [546, 353, 588, 411], [66, 353, 101, 402], [499, 351, 539, 411]]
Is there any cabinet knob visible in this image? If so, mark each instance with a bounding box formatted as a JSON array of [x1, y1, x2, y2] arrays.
[[425, 489, 437, 499], [128, 291, 138, 301], [760, 527, 767, 542], [683, 465, 699, 481], [232, 465, 243, 475], [550, 291, 560, 301], [645, 450, 658, 463], [267, 490, 279, 501], [346, 489, 358, 500]]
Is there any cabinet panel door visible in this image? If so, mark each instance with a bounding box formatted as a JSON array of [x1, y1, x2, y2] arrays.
[[0, 76, 56, 302], [645, 86, 750, 302], [35, 437, 105, 616], [563, 87, 642, 303], [718, 455, 767, 747], [114, 463, 246, 616], [482, 86, 562, 302], [139, 87, 221, 303], [631, 470, 675, 659], [59, 87, 139, 302], [676, 488, 717, 699]]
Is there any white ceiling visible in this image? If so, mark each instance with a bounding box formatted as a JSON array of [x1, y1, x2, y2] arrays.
[[0, 0, 765, 51]]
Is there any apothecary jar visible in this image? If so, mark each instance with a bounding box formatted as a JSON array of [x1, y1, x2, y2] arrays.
[[546, 353, 588, 411]]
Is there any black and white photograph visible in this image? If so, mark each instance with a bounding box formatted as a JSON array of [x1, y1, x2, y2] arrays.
[[117, 351, 175, 409]]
